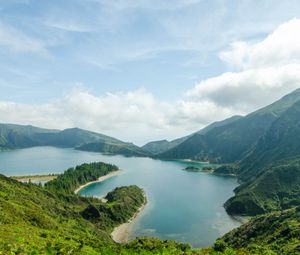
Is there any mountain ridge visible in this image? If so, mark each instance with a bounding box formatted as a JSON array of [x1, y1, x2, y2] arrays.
[[0, 123, 150, 157]]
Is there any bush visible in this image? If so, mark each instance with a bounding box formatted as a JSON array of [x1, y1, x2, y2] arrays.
[[213, 240, 227, 252]]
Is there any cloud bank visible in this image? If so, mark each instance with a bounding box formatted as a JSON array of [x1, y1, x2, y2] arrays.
[[1, 19, 300, 145]]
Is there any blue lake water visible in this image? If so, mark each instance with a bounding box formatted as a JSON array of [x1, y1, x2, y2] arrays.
[[0, 146, 241, 247]]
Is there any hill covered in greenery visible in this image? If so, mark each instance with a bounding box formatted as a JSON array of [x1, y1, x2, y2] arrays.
[[220, 207, 300, 255], [237, 100, 300, 181], [225, 157, 300, 215], [222, 99, 300, 216], [0, 124, 150, 157]]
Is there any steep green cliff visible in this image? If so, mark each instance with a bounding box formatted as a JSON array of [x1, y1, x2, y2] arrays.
[[220, 207, 300, 255]]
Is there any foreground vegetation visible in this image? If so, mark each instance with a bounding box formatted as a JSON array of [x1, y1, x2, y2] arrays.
[[1, 162, 299, 254]]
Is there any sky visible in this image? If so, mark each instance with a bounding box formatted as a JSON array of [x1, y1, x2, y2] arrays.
[[1, 0, 300, 145]]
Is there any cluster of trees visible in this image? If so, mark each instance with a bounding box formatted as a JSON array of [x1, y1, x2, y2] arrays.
[[45, 162, 118, 193]]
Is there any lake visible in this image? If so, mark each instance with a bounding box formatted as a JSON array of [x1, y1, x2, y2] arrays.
[[0, 146, 241, 247]]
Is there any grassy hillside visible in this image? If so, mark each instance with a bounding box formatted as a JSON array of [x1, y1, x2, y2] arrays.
[[0, 173, 115, 254], [222, 100, 300, 216], [238, 100, 300, 181], [220, 207, 300, 255], [225, 157, 300, 215]]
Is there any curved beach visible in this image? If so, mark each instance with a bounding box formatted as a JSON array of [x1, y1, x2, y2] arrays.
[[111, 195, 147, 243], [74, 170, 122, 194]]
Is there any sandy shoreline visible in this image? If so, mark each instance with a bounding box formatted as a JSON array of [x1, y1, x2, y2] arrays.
[[111, 194, 147, 243], [74, 170, 122, 194]]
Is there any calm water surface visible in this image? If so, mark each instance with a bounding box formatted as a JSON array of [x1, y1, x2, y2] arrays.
[[0, 146, 241, 247]]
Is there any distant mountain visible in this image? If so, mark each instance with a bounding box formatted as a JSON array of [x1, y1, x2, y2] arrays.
[[33, 127, 125, 148], [77, 141, 150, 157], [0, 124, 58, 149], [157, 88, 300, 163], [0, 124, 149, 157], [142, 137, 187, 154], [142, 115, 242, 155]]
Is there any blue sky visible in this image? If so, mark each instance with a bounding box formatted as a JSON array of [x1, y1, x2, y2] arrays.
[[1, 0, 300, 144]]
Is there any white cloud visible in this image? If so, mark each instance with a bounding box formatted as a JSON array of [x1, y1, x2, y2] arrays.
[[1, 19, 300, 145], [188, 18, 300, 113], [186, 64, 300, 112], [0, 22, 47, 54], [219, 18, 300, 70]]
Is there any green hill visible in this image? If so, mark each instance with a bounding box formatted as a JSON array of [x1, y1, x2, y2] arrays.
[[223, 101, 300, 215], [0, 124, 150, 157], [0, 124, 58, 149], [225, 157, 300, 215], [33, 127, 124, 148], [237, 100, 300, 181], [220, 207, 300, 255]]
